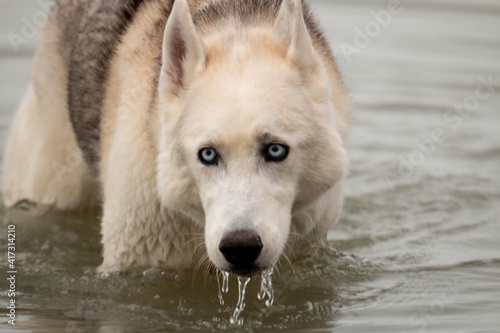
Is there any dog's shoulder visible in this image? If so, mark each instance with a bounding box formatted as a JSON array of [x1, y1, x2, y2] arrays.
[[58, 0, 154, 174]]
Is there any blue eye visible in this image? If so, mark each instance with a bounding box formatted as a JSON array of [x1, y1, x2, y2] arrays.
[[265, 144, 289, 162], [198, 148, 219, 166]]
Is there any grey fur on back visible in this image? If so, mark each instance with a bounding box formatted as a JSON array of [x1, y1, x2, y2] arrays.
[[64, 0, 150, 176], [58, 0, 333, 176]]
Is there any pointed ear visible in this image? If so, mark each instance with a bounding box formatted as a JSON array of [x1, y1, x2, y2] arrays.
[[160, 0, 205, 98], [274, 0, 316, 68]]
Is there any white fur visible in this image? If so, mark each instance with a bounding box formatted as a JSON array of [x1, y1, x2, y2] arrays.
[[2, 0, 351, 273], [156, 0, 348, 272], [1, 15, 94, 210]]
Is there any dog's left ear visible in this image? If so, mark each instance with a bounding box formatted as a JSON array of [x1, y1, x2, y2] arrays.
[[274, 0, 317, 70], [160, 0, 206, 99]]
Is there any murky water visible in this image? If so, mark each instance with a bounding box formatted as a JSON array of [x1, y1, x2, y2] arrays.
[[1, 0, 500, 331]]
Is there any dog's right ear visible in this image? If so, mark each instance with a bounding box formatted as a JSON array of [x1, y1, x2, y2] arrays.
[[160, 0, 206, 99]]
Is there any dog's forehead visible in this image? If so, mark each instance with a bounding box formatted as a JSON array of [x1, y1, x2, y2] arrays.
[[182, 61, 313, 137]]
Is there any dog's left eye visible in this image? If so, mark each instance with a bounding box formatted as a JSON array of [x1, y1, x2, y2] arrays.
[[198, 148, 219, 166], [264, 144, 289, 162]]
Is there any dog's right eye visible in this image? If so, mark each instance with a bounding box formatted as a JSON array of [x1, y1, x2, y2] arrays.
[[198, 148, 219, 166]]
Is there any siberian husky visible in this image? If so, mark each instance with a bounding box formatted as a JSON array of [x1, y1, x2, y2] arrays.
[[1, 0, 352, 276]]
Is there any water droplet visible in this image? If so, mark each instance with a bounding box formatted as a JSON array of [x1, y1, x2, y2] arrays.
[[230, 276, 250, 326], [258, 267, 274, 307]]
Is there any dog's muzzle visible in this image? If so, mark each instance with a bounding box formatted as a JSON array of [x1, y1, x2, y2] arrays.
[[219, 229, 263, 276]]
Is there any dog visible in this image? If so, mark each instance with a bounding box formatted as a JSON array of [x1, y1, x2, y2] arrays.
[[1, 0, 351, 276]]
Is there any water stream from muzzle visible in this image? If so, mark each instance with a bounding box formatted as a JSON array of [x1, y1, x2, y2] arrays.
[[229, 276, 251, 325], [217, 267, 275, 325], [216, 271, 230, 305], [257, 267, 275, 307], [222, 271, 229, 294]]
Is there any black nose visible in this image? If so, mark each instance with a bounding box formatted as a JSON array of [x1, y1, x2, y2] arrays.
[[219, 230, 263, 267]]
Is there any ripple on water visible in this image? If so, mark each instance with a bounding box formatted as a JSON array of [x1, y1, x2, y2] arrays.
[[0, 206, 382, 331]]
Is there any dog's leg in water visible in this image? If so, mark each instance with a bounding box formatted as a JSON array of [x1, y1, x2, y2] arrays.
[[1, 14, 94, 210], [98, 111, 202, 271]]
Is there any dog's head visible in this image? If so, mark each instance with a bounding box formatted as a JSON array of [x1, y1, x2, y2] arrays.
[[157, 0, 347, 275]]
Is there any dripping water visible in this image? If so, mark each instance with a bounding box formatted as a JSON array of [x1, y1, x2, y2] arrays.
[[229, 276, 251, 325], [217, 271, 230, 305], [222, 271, 229, 293], [216, 271, 223, 305], [217, 268, 275, 325], [257, 267, 275, 307]]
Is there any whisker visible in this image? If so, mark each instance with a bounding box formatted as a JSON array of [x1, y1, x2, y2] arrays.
[[193, 241, 207, 254], [281, 251, 296, 277], [180, 232, 205, 237], [203, 263, 215, 289], [274, 260, 282, 278], [289, 232, 314, 247], [192, 255, 209, 282], [283, 241, 297, 259], [181, 237, 205, 250]]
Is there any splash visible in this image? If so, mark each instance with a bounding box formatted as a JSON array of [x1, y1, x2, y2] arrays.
[[229, 276, 251, 325], [257, 267, 275, 307]]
